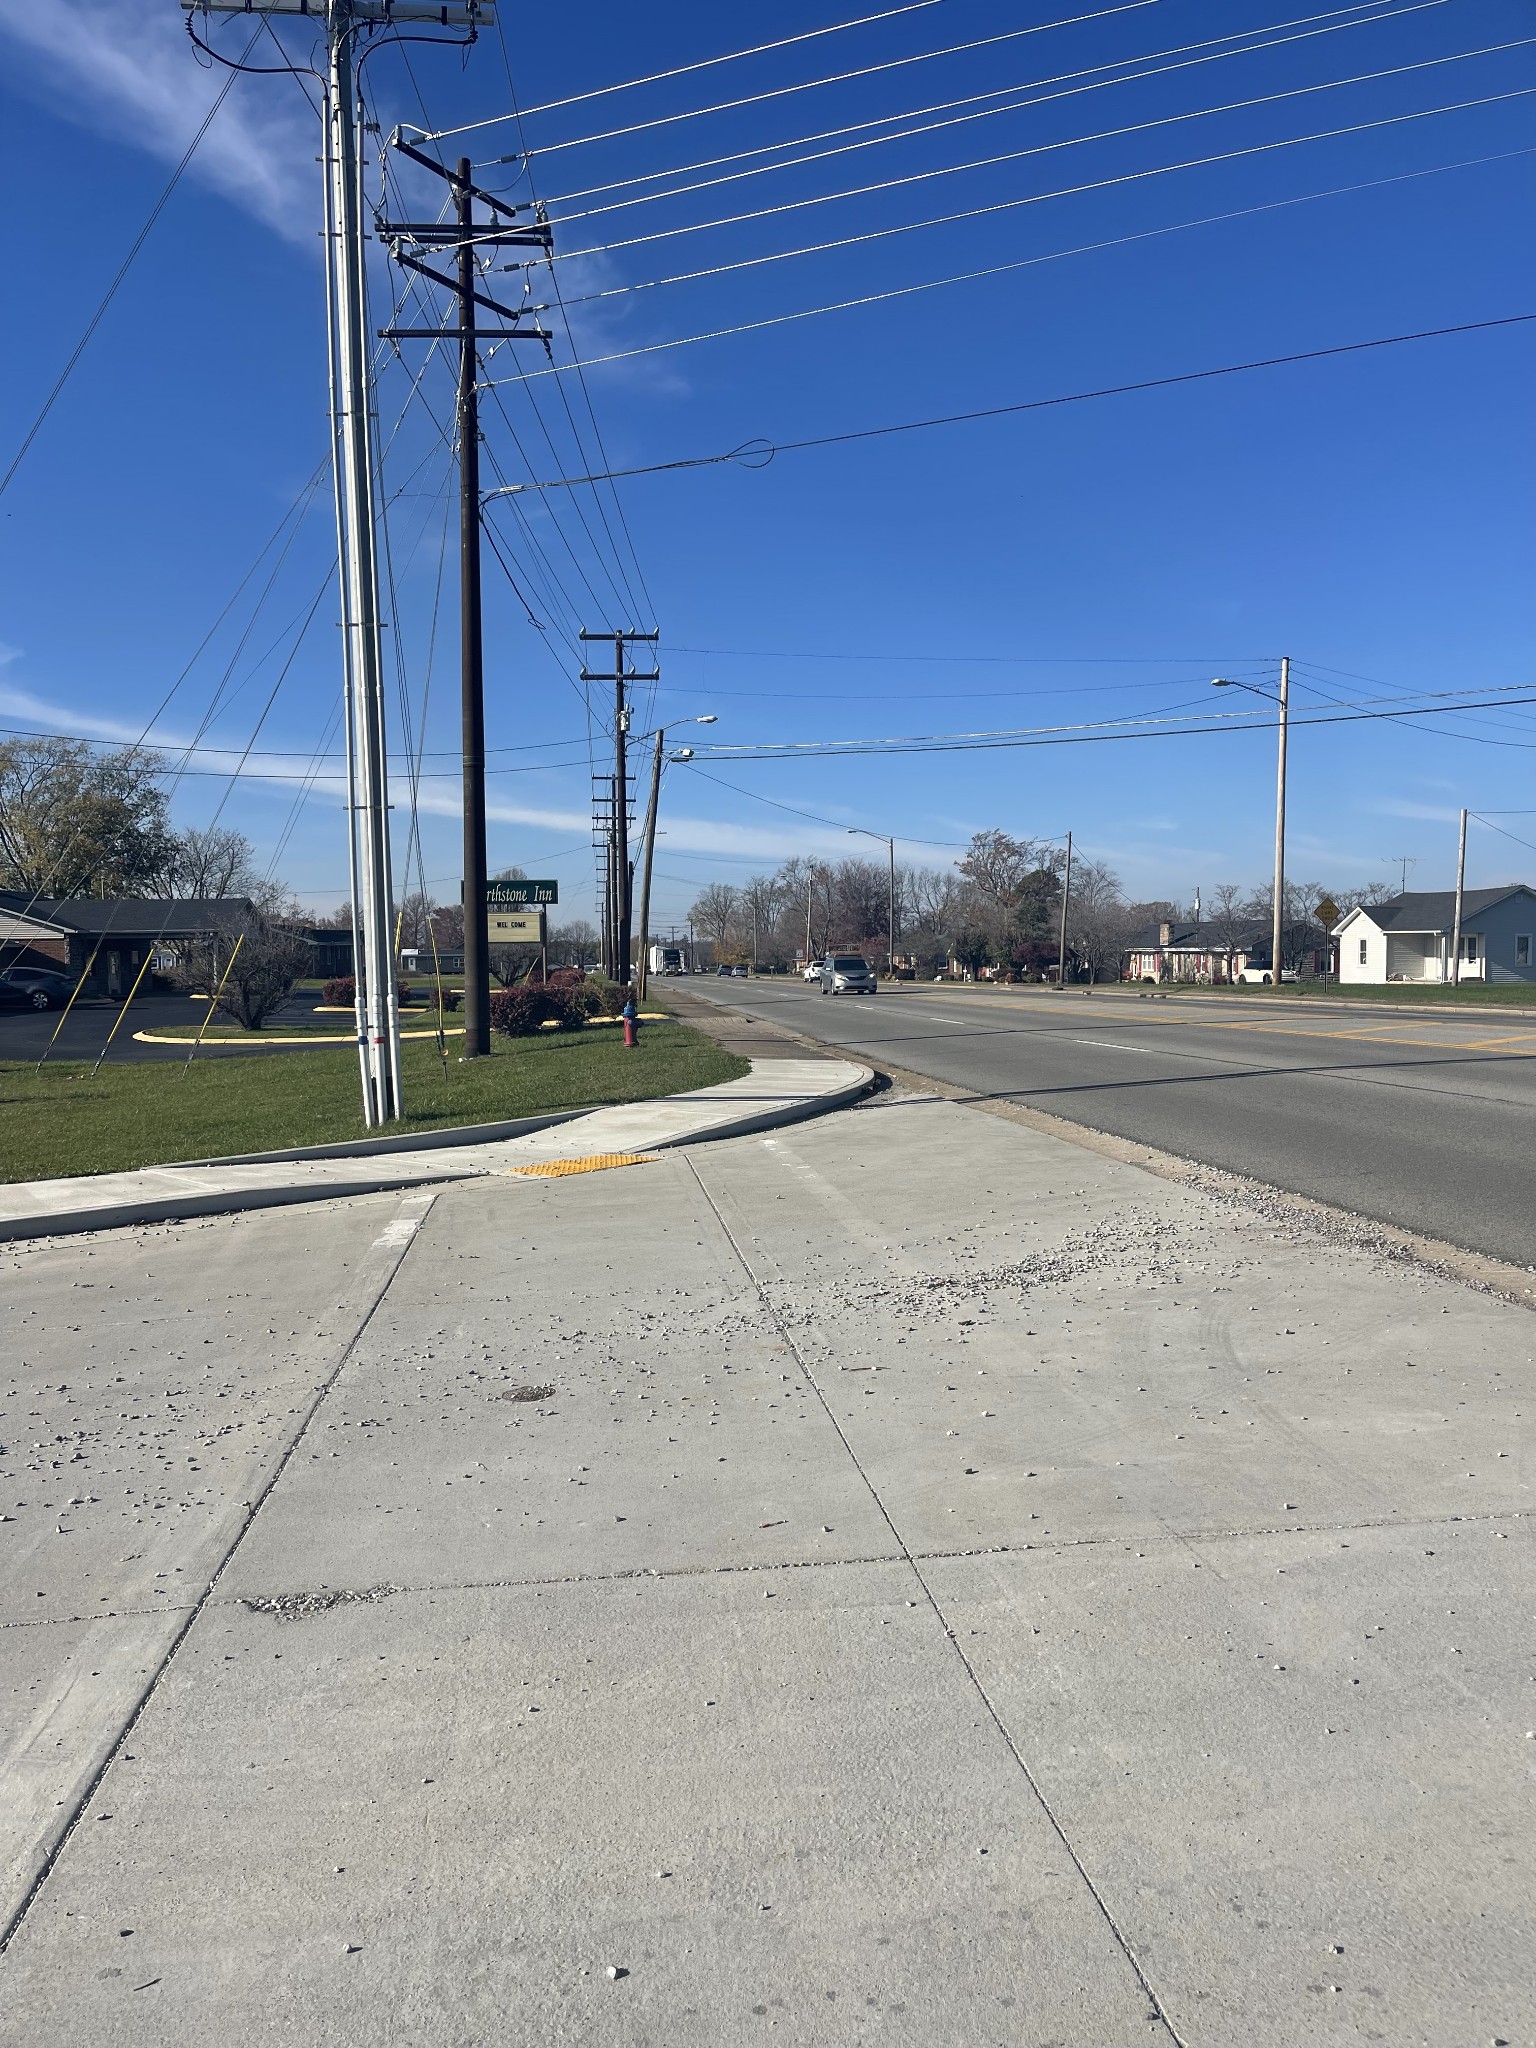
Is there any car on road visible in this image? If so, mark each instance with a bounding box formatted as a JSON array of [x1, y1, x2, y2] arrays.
[[1235, 964, 1299, 985], [802, 959, 824, 982], [820, 953, 877, 996], [729, 963, 748, 978], [0, 967, 74, 1011]]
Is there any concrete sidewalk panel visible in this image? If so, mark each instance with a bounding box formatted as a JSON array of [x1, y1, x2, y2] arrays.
[[692, 1104, 1535, 1549], [0, 1567, 1162, 2047], [218, 1168, 895, 1600], [922, 1521, 1536, 2048]]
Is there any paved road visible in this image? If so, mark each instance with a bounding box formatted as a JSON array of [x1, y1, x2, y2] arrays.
[[0, 993, 387, 1065], [684, 979, 1536, 1267]]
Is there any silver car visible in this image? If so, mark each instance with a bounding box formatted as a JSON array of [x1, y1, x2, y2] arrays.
[[820, 952, 877, 996]]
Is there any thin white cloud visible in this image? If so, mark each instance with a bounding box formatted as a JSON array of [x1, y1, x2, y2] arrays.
[[1371, 798, 1462, 824], [0, 0, 317, 242]]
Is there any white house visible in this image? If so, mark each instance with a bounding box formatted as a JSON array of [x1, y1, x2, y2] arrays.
[[1334, 886, 1536, 986]]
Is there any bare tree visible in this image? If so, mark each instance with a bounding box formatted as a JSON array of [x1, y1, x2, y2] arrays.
[[689, 883, 740, 953], [158, 825, 260, 900], [1064, 858, 1129, 983], [1204, 883, 1254, 980], [170, 916, 309, 1031]]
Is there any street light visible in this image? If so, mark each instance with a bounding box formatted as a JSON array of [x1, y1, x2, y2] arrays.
[[847, 825, 898, 977], [1213, 658, 1290, 987], [634, 716, 717, 998]]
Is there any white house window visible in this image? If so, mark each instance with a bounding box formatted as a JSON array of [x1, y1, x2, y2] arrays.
[[1461, 934, 1480, 961], [1518, 934, 1531, 966], [1358, 939, 1368, 964]]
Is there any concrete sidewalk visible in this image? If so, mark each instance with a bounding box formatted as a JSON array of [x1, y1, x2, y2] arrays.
[[1, 1086, 1531, 2045], [0, 1057, 870, 1242]]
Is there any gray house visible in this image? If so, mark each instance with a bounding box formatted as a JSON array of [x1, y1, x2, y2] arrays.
[[0, 895, 253, 999], [1334, 886, 1536, 986]]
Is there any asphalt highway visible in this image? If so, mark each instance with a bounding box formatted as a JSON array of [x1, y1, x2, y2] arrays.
[[684, 978, 1536, 1268]]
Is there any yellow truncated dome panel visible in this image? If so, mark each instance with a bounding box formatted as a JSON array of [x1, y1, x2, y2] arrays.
[[509, 1154, 659, 1178]]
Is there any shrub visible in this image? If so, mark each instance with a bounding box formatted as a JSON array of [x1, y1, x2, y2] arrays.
[[430, 986, 461, 1012], [323, 975, 355, 1008], [489, 987, 552, 1037]]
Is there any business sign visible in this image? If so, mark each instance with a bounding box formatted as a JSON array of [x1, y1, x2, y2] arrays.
[[483, 879, 558, 906], [487, 908, 546, 944]]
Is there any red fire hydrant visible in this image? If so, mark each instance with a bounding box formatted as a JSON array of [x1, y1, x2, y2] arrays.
[[621, 990, 638, 1049]]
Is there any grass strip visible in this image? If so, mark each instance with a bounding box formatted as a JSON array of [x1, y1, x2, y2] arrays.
[[0, 1019, 747, 1183]]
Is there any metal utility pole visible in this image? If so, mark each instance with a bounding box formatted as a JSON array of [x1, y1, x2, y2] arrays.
[[380, 143, 551, 1057], [183, 0, 501, 1122], [581, 630, 658, 985], [1057, 830, 1073, 987], [1450, 805, 1469, 985]]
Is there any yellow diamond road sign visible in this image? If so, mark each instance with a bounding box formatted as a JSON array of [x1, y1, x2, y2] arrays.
[[1315, 895, 1340, 927]]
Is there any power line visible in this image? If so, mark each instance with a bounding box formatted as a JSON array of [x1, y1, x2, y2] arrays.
[[550, 0, 1454, 223], [555, 45, 1536, 259], [440, 0, 1169, 150], [0, 22, 260, 503], [490, 309, 1536, 486], [679, 764, 968, 844], [426, 0, 942, 133], [516, 129, 1536, 379]]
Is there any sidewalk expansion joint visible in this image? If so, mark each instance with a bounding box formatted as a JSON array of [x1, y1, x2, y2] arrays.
[[0, 1188, 440, 1958], [679, 1149, 1189, 2048]]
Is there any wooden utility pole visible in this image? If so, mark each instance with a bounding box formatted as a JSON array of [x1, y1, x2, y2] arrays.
[[1271, 655, 1290, 987], [635, 729, 665, 1000], [1450, 805, 1468, 985], [1057, 830, 1073, 987], [380, 140, 551, 1054], [581, 630, 658, 986]]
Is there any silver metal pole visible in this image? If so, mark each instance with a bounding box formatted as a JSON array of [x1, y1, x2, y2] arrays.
[[327, 7, 400, 1122], [1450, 805, 1468, 986]]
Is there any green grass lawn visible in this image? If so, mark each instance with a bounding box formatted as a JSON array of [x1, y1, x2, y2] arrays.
[[0, 1019, 747, 1183]]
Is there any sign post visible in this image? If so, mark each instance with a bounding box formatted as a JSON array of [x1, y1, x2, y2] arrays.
[[1315, 895, 1340, 995]]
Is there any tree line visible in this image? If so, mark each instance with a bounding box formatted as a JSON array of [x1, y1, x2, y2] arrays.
[[688, 836, 1411, 981]]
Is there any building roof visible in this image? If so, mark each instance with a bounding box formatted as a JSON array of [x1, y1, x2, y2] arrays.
[[0, 894, 254, 936], [1344, 885, 1533, 933], [1123, 918, 1269, 953]]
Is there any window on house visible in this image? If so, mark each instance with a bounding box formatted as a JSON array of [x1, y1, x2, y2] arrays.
[[1461, 934, 1480, 961], [1518, 934, 1531, 966], [1358, 939, 1368, 965]]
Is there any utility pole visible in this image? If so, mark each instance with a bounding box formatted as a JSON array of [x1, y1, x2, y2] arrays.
[[1057, 830, 1073, 987], [581, 630, 658, 986], [183, 0, 500, 1122], [1450, 806, 1468, 985], [887, 837, 897, 976], [1271, 655, 1289, 989], [380, 144, 551, 1057], [804, 870, 815, 966], [635, 730, 665, 1001]]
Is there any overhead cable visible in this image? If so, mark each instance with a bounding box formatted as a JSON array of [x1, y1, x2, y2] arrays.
[[0, 22, 259, 502], [490, 308, 1536, 489], [543, 0, 1430, 208], [510, 130, 1535, 379], [430, 0, 1169, 148], [555, 36, 1536, 257]]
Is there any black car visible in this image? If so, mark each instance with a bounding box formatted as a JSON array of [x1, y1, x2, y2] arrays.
[[0, 967, 74, 1011]]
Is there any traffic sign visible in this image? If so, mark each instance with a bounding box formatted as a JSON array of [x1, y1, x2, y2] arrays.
[[1315, 895, 1340, 928], [483, 879, 558, 906]]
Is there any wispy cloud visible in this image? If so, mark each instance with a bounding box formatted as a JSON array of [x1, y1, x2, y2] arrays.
[[0, 0, 317, 242], [1371, 798, 1462, 824]]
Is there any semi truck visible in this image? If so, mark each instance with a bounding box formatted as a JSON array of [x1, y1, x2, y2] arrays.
[[648, 944, 687, 976]]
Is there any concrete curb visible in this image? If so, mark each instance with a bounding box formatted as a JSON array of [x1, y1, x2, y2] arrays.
[[182, 1110, 584, 1167], [0, 1169, 482, 1244], [0, 1060, 874, 1245]]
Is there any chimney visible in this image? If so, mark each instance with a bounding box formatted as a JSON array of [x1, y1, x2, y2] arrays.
[[1158, 921, 1173, 947]]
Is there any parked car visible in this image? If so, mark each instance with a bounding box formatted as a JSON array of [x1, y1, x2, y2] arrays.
[[820, 953, 877, 997], [0, 967, 74, 1011], [802, 959, 824, 982], [1235, 964, 1299, 985]]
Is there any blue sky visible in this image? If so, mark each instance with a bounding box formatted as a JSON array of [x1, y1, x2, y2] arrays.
[[1, 0, 1533, 927]]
